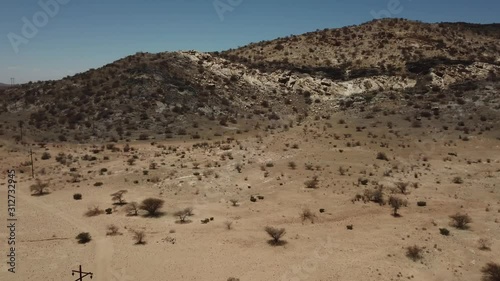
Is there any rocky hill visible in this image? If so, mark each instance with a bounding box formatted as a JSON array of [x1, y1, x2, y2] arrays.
[[0, 51, 310, 142], [1, 18, 499, 143], [220, 19, 500, 78]]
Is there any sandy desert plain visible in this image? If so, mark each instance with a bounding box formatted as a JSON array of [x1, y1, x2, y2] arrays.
[[0, 110, 499, 281]]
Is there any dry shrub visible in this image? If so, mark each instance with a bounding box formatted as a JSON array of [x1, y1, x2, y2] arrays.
[[362, 188, 385, 205], [85, 206, 104, 217], [388, 196, 408, 217], [450, 213, 472, 229], [300, 208, 316, 224], [150, 176, 161, 183], [304, 176, 319, 189], [132, 230, 146, 245], [76, 232, 91, 244], [224, 221, 233, 230], [265, 226, 286, 246], [478, 238, 492, 251], [111, 190, 127, 205], [230, 199, 239, 206], [174, 209, 192, 224], [452, 176, 464, 184], [140, 198, 165, 217], [406, 245, 423, 261], [30, 179, 49, 196], [376, 152, 389, 161], [481, 263, 500, 281], [395, 182, 409, 194], [106, 224, 120, 236], [125, 202, 139, 216]]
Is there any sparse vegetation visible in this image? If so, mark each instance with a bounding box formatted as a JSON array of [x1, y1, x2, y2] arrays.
[[265, 226, 286, 246], [111, 190, 128, 205], [481, 263, 500, 281], [406, 245, 423, 261], [85, 206, 104, 217], [140, 198, 165, 217], [30, 179, 49, 196], [174, 209, 192, 224], [125, 202, 139, 216], [439, 228, 450, 236], [478, 238, 492, 251], [417, 201, 427, 207], [394, 182, 409, 194], [127, 158, 136, 166], [452, 176, 464, 184], [388, 196, 407, 217], [338, 166, 346, 175], [304, 176, 319, 189], [76, 232, 92, 244], [41, 152, 51, 160], [106, 224, 120, 236], [132, 230, 146, 245], [224, 221, 233, 230], [235, 163, 243, 173], [376, 152, 389, 161], [360, 188, 385, 205], [300, 208, 316, 224], [450, 213, 472, 229], [3, 18, 500, 281]]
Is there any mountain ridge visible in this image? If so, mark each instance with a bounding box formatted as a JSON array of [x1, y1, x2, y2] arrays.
[[219, 18, 499, 79], [1, 18, 499, 143]]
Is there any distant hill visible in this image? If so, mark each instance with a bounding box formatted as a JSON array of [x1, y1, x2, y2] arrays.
[[220, 19, 500, 79], [0, 83, 10, 89], [0, 18, 499, 143]]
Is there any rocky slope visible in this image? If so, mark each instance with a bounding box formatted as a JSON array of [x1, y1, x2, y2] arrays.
[[220, 19, 500, 78], [1, 19, 499, 143]]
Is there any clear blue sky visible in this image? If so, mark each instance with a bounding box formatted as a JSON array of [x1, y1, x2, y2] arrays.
[[1, 0, 499, 84]]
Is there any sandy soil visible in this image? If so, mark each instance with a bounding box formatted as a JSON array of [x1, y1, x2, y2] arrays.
[[0, 115, 499, 281]]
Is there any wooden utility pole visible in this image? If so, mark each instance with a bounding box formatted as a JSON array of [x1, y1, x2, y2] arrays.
[[18, 120, 24, 142], [29, 148, 34, 178]]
